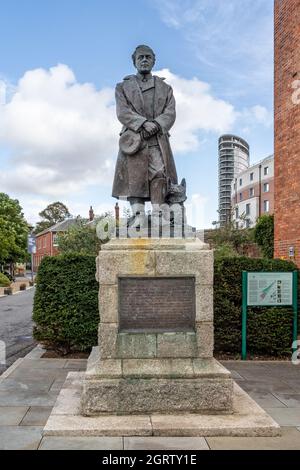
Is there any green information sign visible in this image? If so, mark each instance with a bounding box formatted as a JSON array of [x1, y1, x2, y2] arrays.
[[242, 271, 298, 360], [247, 272, 293, 306]]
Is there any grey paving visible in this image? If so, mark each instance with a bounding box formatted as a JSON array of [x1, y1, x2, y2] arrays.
[[263, 408, 300, 426], [0, 377, 55, 392], [0, 426, 43, 450], [39, 436, 123, 450], [207, 427, 300, 450], [2, 350, 300, 449], [247, 391, 287, 408], [0, 406, 28, 425], [20, 406, 53, 426], [272, 393, 300, 408], [0, 389, 58, 407], [124, 437, 209, 450]]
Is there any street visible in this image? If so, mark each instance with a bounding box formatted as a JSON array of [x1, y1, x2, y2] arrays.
[[0, 288, 36, 374]]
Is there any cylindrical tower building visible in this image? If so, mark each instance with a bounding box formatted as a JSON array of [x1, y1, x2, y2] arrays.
[[218, 135, 250, 226]]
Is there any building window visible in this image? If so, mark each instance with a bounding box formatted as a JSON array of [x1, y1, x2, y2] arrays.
[[264, 166, 269, 176], [249, 187, 254, 197], [246, 219, 250, 228], [264, 200, 270, 213], [239, 178, 243, 186], [236, 222, 239, 229], [263, 183, 269, 192], [235, 207, 239, 219], [246, 203, 251, 215], [53, 234, 59, 246], [250, 172, 254, 181], [240, 193, 243, 201]]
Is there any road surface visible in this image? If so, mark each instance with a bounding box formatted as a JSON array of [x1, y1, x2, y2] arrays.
[[0, 288, 36, 374]]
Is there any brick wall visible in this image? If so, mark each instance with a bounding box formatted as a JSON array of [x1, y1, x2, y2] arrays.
[[33, 231, 60, 271], [274, 0, 300, 265]]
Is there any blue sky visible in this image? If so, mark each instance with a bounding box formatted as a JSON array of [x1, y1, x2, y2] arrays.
[[0, 0, 274, 228]]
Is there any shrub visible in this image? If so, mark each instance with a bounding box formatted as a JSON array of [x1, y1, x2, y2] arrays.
[[253, 214, 274, 259], [33, 254, 99, 352], [214, 257, 298, 357], [0, 272, 11, 287]]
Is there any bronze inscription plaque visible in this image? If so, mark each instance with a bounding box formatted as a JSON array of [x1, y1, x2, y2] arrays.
[[119, 277, 195, 332]]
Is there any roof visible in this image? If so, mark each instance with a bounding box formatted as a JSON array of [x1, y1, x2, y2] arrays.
[[35, 218, 78, 237]]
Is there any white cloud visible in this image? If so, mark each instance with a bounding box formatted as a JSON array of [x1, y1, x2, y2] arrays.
[[0, 64, 238, 198], [0, 64, 119, 196], [0, 63, 270, 208], [156, 69, 236, 152]]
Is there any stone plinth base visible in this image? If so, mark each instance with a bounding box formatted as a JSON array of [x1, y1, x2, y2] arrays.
[[43, 372, 280, 437], [81, 347, 233, 415]]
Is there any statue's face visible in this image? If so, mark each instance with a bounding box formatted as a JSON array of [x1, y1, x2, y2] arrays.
[[135, 51, 155, 74]]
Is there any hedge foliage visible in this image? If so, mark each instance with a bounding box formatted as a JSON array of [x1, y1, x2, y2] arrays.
[[33, 253, 298, 357], [214, 257, 298, 357], [33, 254, 98, 352], [0, 272, 10, 287]]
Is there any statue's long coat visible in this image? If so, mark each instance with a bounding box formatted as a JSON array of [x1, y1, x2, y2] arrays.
[[112, 75, 178, 199]]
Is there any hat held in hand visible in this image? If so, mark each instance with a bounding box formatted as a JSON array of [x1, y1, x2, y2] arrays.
[[119, 129, 143, 156]]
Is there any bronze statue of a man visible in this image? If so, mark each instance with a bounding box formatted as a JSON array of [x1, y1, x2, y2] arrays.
[[112, 45, 178, 227]]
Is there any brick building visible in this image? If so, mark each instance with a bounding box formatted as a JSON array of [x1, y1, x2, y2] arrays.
[[274, 0, 300, 264], [231, 155, 274, 228], [33, 219, 77, 271]]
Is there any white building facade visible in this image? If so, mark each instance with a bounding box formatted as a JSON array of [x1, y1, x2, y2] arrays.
[[231, 155, 274, 229]]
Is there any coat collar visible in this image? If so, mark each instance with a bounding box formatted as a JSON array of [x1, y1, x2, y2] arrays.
[[122, 75, 168, 117]]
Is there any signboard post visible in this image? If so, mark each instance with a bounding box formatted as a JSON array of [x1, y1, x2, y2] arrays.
[[242, 271, 298, 360], [27, 234, 36, 283]]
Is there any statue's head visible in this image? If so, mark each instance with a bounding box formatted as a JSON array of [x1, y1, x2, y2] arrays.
[[132, 45, 156, 74]]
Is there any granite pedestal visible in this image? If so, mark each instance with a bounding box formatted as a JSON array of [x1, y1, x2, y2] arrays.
[[81, 238, 233, 415]]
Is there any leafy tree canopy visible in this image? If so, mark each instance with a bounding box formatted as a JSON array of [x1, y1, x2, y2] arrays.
[[34, 202, 71, 234], [0, 193, 29, 264]]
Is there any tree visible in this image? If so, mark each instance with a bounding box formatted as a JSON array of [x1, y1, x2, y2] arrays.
[[253, 214, 274, 259], [34, 202, 71, 234], [0, 193, 29, 265], [57, 212, 114, 255]]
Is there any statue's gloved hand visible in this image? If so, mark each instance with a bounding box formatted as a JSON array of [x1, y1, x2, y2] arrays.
[[142, 121, 159, 136]]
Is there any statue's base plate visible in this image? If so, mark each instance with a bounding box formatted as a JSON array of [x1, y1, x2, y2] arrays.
[[43, 372, 280, 437]]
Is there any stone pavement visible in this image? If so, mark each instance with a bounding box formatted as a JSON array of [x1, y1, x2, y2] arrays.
[[0, 347, 300, 450]]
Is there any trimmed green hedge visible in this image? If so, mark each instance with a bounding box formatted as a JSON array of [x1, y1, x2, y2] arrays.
[[214, 257, 298, 357], [0, 272, 10, 287], [33, 253, 298, 357], [33, 254, 98, 352]]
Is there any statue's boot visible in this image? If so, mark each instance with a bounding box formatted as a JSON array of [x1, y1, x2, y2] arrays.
[[150, 177, 168, 227], [129, 200, 146, 228]]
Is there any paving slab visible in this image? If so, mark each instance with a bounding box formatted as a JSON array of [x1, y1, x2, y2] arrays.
[[21, 359, 68, 369], [237, 379, 294, 395], [39, 436, 123, 450], [20, 406, 53, 426], [263, 408, 300, 426], [0, 406, 29, 425], [0, 377, 54, 392], [8, 367, 69, 381], [247, 391, 287, 409], [272, 393, 300, 408], [207, 427, 300, 450], [0, 389, 58, 407], [64, 360, 88, 371], [124, 437, 209, 450], [0, 426, 43, 450]]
